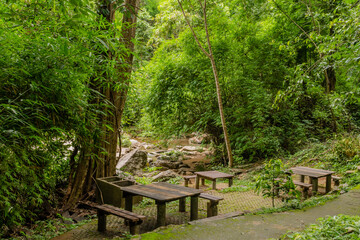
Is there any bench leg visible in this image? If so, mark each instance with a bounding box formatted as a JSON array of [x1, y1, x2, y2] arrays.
[[97, 209, 107, 232], [190, 196, 198, 221], [195, 176, 200, 189], [156, 201, 166, 227], [207, 201, 219, 217], [129, 222, 140, 235], [201, 178, 205, 186], [302, 187, 309, 199], [229, 178, 233, 187], [212, 180, 216, 190], [326, 175, 332, 193], [179, 198, 186, 212], [185, 179, 189, 187]]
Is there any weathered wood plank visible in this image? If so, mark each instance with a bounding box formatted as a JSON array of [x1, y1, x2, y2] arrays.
[[200, 193, 223, 202], [121, 182, 201, 202], [195, 171, 233, 179]]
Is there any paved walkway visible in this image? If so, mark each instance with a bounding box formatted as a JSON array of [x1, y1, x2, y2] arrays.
[[139, 188, 360, 240]]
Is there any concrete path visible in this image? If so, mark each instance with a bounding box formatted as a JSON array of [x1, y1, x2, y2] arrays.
[[139, 188, 360, 240]]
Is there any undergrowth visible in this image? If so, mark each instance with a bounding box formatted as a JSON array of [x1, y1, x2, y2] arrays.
[[278, 214, 360, 239]]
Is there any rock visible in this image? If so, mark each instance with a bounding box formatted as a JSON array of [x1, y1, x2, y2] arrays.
[[154, 160, 181, 169], [181, 146, 198, 152], [115, 170, 136, 182], [116, 149, 148, 175], [142, 171, 160, 179], [140, 144, 156, 150], [189, 133, 211, 144], [158, 155, 172, 161], [130, 139, 141, 148], [179, 167, 193, 174], [182, 151, 197, 156], [152, 170, 179, 182], [230, 168, 247, 175], [179, 164, 190, 168], [120, 147, 130, 156]]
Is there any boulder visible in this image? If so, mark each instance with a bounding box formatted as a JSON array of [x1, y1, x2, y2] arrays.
[[179, 167, 193, 174], [116, 149, 148, 175], [154, 160, 180, 169], [152, 170, 179, 182]]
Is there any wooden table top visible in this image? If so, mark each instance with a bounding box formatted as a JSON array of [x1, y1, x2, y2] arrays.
[[121, 182, 202, 202], [195, 170, 234, 179], [289, 166, 335, 178]]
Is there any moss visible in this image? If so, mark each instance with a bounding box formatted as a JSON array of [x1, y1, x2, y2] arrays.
[[139, 225, 195, 240]]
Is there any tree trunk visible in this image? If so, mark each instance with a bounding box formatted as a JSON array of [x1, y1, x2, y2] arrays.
[[177, 0, 234, 167], [64, 0, 139, 209]]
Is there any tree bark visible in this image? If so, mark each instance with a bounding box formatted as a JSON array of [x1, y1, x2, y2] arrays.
[[64, 0, 139, 209]]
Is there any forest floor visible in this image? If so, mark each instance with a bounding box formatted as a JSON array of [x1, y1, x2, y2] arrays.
[[52, 187, 360, 240], [51, 136, 349, 240]]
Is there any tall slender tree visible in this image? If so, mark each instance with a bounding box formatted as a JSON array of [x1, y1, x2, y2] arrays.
[[177, 0, 233, 167]]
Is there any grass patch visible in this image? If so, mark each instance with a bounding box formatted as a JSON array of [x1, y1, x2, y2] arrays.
[[277, 214, 360, 239], [254, 194, 338, 215]]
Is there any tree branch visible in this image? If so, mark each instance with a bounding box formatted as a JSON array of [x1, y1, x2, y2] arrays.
[[272, 0, 320, 55], [177, 0, 210, 58]]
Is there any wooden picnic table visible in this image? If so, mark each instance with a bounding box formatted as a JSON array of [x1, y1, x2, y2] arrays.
[[121, 182, 202, 227], [288, 166, 335, 194], [195, 170, 234, 190]]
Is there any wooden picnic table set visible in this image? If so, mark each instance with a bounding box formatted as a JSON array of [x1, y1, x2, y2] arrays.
[[287, 166, 336, 195], [86, 170, 233, 234]]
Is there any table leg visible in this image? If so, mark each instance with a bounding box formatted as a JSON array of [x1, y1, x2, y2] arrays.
[[125, 194, 133, 212], [195, 176, 200, 189], [156, 201, 166, 227], [97, 209, 106, 232], [311, 177, 318, 195], [190, 196, 198, 221], [201, 178, 205, 186], [326, 175, 332, 193], [229, 177, 233, 187], [179, 198, 186, 212], [212, 180, 216, 190]]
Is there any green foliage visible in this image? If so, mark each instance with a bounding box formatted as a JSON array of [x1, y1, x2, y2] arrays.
[[135, 176, 153, 185], [126, 0, 360, 164], [255, 159, 299, 207], [255, 195, 337, 215], [279, 214, 360, 240], [286, 134, 360, 188], [219, 180, 254, 193], [0, 0, 125, 234]]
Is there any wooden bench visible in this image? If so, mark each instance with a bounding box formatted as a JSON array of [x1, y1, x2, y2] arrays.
[[83, 202, 145, 235], [184, 175, 196, 187], [275, 178, 312, 199], [293, 180, 312, 198], [332, 176, 342, 188], [199, 193, 223, 217]]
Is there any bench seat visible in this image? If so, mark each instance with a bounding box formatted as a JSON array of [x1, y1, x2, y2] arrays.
[[184, 175, 196, 187], [200, 193, 224, 217], [83, 202, 145, 234]]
